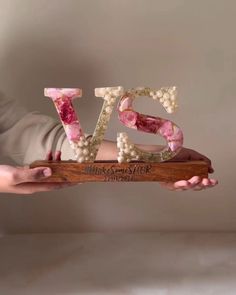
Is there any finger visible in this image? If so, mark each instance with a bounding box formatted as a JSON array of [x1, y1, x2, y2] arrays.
[[209, 179, 218, 186], [201, 178, 219, 188], [45, 151, 53, 161], [188, 176, 201, 186], [173, 180, 192, 190], [14, 182, 77, 194], [184, 176, 202, 190], [13, 167, 52, 184], [160, 178, 198, 191], [55, 150, 61, 161], [202, 178, 211, 186], [193, 178, 212, 190]]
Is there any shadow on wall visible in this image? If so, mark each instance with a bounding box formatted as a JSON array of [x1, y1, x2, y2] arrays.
[[0, 30, 104, 125]]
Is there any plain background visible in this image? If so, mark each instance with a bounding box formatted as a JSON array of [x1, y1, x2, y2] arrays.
[[0, 0, 235, 234]]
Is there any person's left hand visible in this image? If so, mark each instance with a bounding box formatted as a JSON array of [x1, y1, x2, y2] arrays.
[[0, 150, 76, 195], [159, 147, 218, 191], [45, 150, 62, 161]]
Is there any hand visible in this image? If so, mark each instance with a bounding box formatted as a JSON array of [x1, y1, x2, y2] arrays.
[[0, 151, 73, 195], [160, 148, 218, 191]]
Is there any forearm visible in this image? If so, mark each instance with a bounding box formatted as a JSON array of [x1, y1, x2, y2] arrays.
[[96, 139, 163, 160], [0, 92, 76, 165]]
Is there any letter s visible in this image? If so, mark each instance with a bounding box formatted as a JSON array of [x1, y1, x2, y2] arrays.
[[117, 87, 184, 163]]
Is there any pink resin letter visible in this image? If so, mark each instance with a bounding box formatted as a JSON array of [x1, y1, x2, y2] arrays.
[[45, 87, 124, 162], [117, 87, 184, 162], [45, 88, 84, 145]]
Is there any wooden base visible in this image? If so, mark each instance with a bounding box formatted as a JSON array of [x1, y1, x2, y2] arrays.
[[30, 160, 208, 183]]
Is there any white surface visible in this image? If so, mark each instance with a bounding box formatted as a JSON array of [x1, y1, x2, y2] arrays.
[[0, 233, 236, 295]]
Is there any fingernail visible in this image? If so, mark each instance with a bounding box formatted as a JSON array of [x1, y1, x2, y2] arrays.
[[43, 168, 52, 177]]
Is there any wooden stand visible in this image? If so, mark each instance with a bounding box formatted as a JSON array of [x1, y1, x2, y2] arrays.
[[30, 160, 208, 183]]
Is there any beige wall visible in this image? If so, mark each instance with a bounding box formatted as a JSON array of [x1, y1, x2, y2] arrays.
[[0, 0, 235, 233]]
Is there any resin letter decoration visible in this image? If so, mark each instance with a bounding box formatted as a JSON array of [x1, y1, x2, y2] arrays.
[[45, 87, 124, 162], [117, 87, 184, 163]]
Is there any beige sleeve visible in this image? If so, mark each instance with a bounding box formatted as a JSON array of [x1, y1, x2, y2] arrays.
[[0, 92, 76, 165]]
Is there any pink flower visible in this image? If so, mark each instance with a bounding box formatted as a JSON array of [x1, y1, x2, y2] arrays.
[[136, 114, 161, 134], [168, 140, 183, 152], [159, 120, 174, 138], [167, 126, 184, 143], [56, 98, 77, 124], [156, 121, 183, 152], [119, 110, 138, 129], [67, 123, 83, 141], [117, 95, 133, 112]]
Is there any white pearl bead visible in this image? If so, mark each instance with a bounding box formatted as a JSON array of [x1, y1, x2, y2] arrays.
[[110, 97, 116, 104], [78, 156, 84, 163], [163, 92, 170, 99], [117, 156, 124, 163], [124, 148, 130, 154], [169, 89, 177, 95], [156, 90, 163, 98], [83, 148, 89, 155], [163, 101, 170, 108], [105, 106, 112, 114], [167, 107, 174, 113], [78, 141, 84, 147], [104, 95, 111, 101], [131, 150, 136, 156], [117, 142, 124, 148]]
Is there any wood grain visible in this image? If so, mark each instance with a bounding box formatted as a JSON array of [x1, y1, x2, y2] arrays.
[[29, 160, 208, 183]]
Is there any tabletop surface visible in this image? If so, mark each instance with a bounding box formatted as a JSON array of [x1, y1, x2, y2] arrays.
[[0, 232, 236, 295]]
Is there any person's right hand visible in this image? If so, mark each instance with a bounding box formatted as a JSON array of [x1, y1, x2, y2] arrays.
[[0, 151, 73, 194], [159, 148, 218, 191]]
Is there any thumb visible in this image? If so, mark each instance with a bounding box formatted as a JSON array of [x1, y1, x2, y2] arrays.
[[13, 167, 52, 184]]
